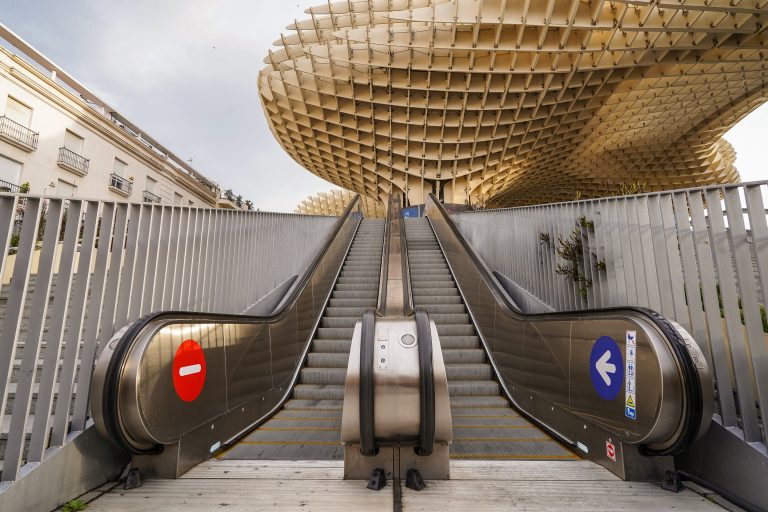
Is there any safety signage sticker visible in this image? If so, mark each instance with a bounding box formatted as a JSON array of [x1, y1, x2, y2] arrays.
[[606, 439, 616, 462], [172, 339, 207, 402], [589, 336, 624, 401], [625, 331, 637, 420]]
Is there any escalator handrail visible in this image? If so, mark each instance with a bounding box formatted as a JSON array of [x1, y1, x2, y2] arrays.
[[415, 309, 435, 455], [400, 199, 415, 316], [376, 196, 392, 314], [99, 195, 363, 454], [424, 194, 705, 456]]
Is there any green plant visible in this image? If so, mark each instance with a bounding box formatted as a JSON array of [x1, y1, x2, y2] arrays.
[[538, 232, 551, 246], [595, 259, 607, 271], [62, 499, 88, 512], [19, 182, 30, 194], [574, 190, 583, 201], [555, 227, 592, 296], [9, 233, 20, 248], [616, 181, 646, 196], [578, 215, 594, 231]]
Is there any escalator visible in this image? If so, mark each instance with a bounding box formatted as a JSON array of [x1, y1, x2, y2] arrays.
[[89, 192, 712, 489], [220, 219, 384, 460], [405, 218, 576, 461]]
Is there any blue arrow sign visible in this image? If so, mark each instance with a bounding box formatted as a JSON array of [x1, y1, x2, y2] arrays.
[[589, 336, 624, 400]]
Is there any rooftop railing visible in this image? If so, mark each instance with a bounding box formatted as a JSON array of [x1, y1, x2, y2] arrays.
[[0, 115, 39, 151]]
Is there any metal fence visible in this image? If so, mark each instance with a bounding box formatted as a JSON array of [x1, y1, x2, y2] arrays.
[[0, 194, 338, 482], [451, 181, 768, 452]]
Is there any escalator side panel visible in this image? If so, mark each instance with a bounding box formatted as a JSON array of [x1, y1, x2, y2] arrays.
[[91, 200, 364, 466], [422, 196, 712, 465]]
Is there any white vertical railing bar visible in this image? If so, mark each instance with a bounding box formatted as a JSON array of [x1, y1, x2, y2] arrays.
[[50, 200, 100, 447], [0, 193, 341, 482], [451, 181, 768, 449], [3, 200, 63, 481], [71, 203, 115, 432], [27, 200, 84, 462], [0, 198, 42, 437]]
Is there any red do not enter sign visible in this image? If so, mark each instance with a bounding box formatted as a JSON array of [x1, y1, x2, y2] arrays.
[[172, 339, 207, 402]]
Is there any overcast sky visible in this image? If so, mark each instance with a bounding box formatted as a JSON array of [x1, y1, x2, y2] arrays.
[[0, 0, 765, 211]]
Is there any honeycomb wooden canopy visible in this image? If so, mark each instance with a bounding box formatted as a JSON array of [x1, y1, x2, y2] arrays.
[[260, 0, 766, 207], [295, 189, 386, 217]]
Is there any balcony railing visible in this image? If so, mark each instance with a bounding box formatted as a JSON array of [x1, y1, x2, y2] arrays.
[[57, 147, 89, 176], [109, 173, 133, 196], [0, 116, 39, 151], [0, 179, 20, 193], [143, 190, 161, 203]]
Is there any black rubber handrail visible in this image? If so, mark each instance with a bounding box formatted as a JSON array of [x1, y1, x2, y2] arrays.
[[359, 309, 377, 456], [415, 309, 435, 455], [101, 195, 362, 454], [424, 193, 704, 456], [400, 197, 415, 317], [376, 196, 392, 314]]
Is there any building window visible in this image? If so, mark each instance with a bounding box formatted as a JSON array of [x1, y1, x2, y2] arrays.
[[56, 179, 76, 198], [109, 158, 132, 197], [0, 153, 22, 192], [173, 192, 183, 205], [5, 97, 32, 126], [113, 158, 127, 176], [143, 176, 161, 203], [0, 97, 38, 151], [63, 129, 84, 153], [58, 130, 89, 176]]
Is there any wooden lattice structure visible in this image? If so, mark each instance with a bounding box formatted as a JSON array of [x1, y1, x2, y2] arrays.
[[295, 188, 386, 217], [260, 0, 766, 207]]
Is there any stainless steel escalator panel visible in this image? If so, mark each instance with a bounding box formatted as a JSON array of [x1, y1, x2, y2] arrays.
[[424, 195, 712, 458], [91, 197, 364, 471]]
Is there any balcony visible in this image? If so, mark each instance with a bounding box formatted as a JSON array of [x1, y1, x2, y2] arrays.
[[109, 173, 133, 197], [0, 179, 20, 193], [57, 147, 89, 176], [0, 115, 39, 152], [143, 190, 161, 203]]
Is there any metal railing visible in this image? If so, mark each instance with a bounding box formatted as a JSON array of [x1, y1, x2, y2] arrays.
[[143, 190, 161, 203], [0, 193, 339, 483], [0, 115, 38, 150], [451, 181, 768, 454], [109, 173, 132, 195], [57, 147, 89, 175], [0, 179, 19, 193]]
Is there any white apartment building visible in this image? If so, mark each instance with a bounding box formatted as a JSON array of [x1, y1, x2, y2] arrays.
[[0, 25, 225, 207]]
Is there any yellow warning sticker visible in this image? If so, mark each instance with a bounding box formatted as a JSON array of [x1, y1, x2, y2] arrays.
[[626, 395, 635, 408]]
